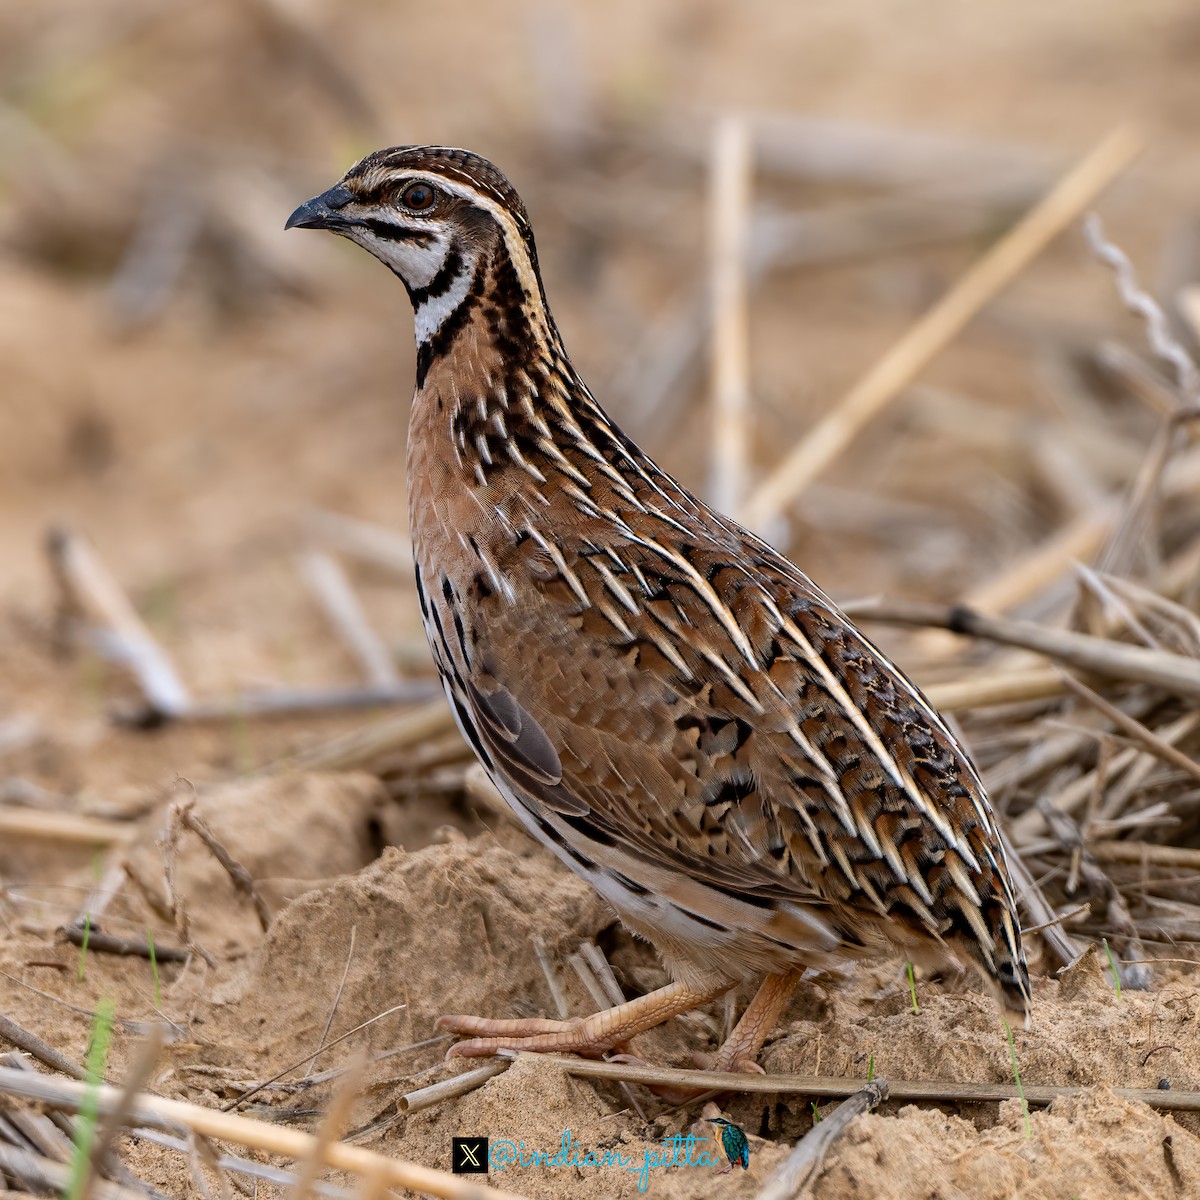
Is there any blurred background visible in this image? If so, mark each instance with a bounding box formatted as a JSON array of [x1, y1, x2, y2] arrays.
[[1, 0, 1199, 797], [5, 8, 1200, 1191]]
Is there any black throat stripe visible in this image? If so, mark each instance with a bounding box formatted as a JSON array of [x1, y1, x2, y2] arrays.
[[361, 218, 435, 246], [408, 246, 465, 307]]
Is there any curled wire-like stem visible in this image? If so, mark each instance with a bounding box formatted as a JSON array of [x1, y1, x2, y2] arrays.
[[1084, 212, 1200, 402]]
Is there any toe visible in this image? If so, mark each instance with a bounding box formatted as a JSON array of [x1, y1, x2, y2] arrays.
[[437, 1013, 575, 1038]]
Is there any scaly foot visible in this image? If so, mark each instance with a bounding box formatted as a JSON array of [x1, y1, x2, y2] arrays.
[[437, 978, 730, 1059], [706, 968, 804, 1074]]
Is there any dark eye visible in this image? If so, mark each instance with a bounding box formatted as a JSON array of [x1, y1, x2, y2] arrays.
[[401, 183, 435, 211]]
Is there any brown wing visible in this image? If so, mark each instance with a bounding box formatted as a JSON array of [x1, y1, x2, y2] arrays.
[[450, 511, 1026, 1003]]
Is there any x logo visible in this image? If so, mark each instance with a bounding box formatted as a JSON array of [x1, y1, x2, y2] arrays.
[[452, 1137, 488, 1174]]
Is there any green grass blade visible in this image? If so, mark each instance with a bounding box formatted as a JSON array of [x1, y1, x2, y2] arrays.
[[1004, 1018, 1032, 1140], [65, 997, 116, 1200], [1103, 938, 1123, 999]]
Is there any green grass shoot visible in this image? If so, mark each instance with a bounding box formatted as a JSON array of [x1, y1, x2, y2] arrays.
[[77, 913, 92, 982], [867, 1052, 875, 1082], [906, 962, 919, 1014], [1102, 938, 1122, 999], [810, 1100, 821, 1123], [147, 928, 161, 1009], [65, 997, 115, 1200], [1004, 1018, 1031, 1140]]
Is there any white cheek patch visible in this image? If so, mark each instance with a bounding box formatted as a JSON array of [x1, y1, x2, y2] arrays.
[[414, 263, 474, 344], [359, 232, 448, 289]]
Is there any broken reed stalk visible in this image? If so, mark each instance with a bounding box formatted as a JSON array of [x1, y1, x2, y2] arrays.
[[131, 1123, 363, 1197], [1089, 841, 1200, 871], [0, 1144, 146, 1200], [912, 501, 1200, 670], [46, 526, 191, 720], [307, 509, 413, 575], [0, 1055, 79, 1162], [0, 1067, 530, 1200], [0, 809, 131, 846], [291, 1053, 365, 1200], [853, 599, 1200, 699], [922, 666, 1065, 713], [277, 699, 455, 773], [128, 681, 441, 727], [398, 1062, 509, 1115], [756, 1079, 889, 1200], [1000, 832, 1082, 970], [84, 1027, 165, 1199], [544, 1057, 1200, 1112], [1011, 710, 1199, 842], [299, 550, 400, 689], [565, 944, 648, 1121], [1057, 671, 1200, 785], [708, 113, 752, 516], [964, 504, 1117, 618], [630, 173, 1044, 441], [742, 122, 1142, 531]]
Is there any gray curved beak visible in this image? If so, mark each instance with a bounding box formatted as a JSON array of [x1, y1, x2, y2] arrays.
[[285, 184, 355, 231]]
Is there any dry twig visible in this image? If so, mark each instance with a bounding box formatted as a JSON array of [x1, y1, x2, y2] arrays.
[[0, 809, 131, 846], [1058, 672, 1200, 785], [708, 114, 752, 516], [742, 123, 1141, 530], [856, 600, 1200, 700], [46, 527, 191, 720], [299, 551, 400, 688], [756, 1080, 888, 1200], [0, 1017, 90, 1081], [398, 1062, 510, 1116], [545, 1056, 1200, 1112], [173, 798, 271, 933], [82, 1026, 167, 1200], [57, 922, 188, 963], [0, 1066, 530, 1200]]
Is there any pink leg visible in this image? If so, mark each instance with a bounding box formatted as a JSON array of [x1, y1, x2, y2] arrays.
[[708, 968, 803, 1072]]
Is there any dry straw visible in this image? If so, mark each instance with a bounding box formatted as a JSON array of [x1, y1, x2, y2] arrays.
[[742, 123, 1142, 530]]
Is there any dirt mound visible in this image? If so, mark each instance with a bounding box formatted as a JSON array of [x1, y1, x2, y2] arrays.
[[399, 1052, 792, 1198], [821, 1090, 1200, 1200], [195, 832, 1200, 1199], [121, 770, 388, 962], [758, 950, 1200, 1101], [210, 833, 613, 1069]]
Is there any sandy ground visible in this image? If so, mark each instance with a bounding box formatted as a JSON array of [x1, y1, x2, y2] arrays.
[[7, 777, 1200, 1197], [4, 1, 1200, 1197]]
